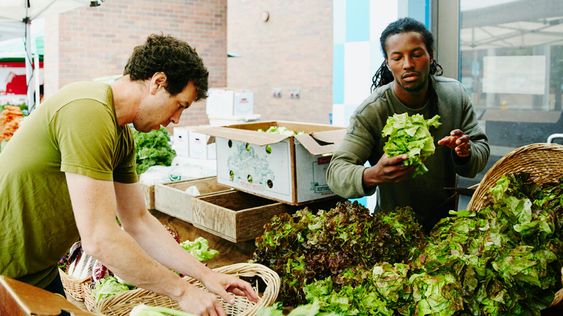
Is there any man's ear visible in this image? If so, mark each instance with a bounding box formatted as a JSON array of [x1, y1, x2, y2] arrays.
[[149, 72, 167, 94]]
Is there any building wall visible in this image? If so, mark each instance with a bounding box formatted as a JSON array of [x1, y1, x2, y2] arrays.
[[332, 0, 429, 128], [44, 0, 227, 126], [227, 0, 333, 124]]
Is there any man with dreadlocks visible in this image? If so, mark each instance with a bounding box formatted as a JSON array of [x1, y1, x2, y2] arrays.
[[327, 17, 489, 232]]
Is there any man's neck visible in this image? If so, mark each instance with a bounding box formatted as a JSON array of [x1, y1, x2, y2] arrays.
[[110, 75, 145, 126], [392, 82, 429, 109]]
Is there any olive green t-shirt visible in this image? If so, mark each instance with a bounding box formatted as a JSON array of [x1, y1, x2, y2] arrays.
[[0, 81, 137, 288]]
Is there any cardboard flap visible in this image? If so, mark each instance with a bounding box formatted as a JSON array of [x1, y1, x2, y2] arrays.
[[296, 129, 346, 155], [198, 126, 290, 146], [0, 276, 95, 315]]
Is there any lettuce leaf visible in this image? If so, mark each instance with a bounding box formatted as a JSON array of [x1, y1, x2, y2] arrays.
[[382, 113, 441, 177]]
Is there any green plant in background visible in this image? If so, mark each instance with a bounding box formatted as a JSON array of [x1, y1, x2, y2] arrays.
[[133, 126, 176, 174]]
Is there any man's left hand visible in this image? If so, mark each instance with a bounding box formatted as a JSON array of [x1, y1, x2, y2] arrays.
[[438, 129, 471, 158]]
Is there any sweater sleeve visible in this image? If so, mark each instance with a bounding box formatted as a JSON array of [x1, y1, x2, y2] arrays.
[[453, 90, 490, 178], [326, 109, 378, 198]]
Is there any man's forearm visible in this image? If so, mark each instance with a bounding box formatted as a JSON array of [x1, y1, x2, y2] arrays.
[[84, 225, 188, 301], [123, 211, 210, 281]]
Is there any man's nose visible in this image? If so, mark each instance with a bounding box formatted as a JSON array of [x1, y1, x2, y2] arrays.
[[403, 56, 414, 69], [170, 110, 182, 124]]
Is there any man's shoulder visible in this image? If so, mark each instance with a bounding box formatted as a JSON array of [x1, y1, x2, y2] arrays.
[[433, 76, 463, 88], [432, 76, 466, 95], [53, 81, 113, 107], [355, 84, 393, 115]]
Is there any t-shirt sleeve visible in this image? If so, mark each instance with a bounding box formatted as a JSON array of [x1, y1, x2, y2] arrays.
[[113, 127, 138, 184], [52, 99, 117, 181]]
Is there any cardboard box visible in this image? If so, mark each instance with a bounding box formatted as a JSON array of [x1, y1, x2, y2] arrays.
[[154, 177, 232, 223], [199, 121, 346, 205], [206, 88, 254, 117], [172, 126, 190, 157], [189, 130, 216, 160]]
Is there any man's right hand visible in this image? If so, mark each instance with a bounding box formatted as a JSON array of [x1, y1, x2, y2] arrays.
[[362, 154, 414, 188], [176, 283, 225, 316]]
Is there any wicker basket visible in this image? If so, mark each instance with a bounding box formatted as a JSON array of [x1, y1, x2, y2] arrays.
[[467, 143, 563, 211], [58, 268, 92, 301], [465, 143, 563, 308], [82, 281, 97, 312], [89, 263, 279, 316]]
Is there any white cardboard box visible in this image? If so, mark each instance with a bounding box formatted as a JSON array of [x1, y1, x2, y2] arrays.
[[189, 129, 216, 160], [199, 121, 346, 205], [206, 88, 254, 117], [172, 126, 190, 157]]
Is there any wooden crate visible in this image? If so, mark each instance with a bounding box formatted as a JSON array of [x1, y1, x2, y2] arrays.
[[192, 190, 290, 243], [154, 177, 232, 223], [141, 183, 155, 210]]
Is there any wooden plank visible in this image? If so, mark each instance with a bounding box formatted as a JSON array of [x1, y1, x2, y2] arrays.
[[140, 183, 155, 210], [154, 177, 232, 223], [0, 276, 95, 316]]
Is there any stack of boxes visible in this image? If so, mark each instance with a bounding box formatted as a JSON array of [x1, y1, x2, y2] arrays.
[[205, 88, 260, 126]]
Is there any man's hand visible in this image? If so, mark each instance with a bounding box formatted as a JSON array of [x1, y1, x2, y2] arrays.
[[176, 283, 225, 316], [363, 154, 415, 187], [202, 270, 259, 304], [438, 129, 471, 158]]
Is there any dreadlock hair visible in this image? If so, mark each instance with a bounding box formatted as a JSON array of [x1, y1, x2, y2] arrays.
[[370, 17, 443, 93]]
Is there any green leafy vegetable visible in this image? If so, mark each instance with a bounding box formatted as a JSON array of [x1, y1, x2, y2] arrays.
[[133, 126, 176, 174], [180, 237, 219, 262], [130, 304, 195, 316], [253, 202, 425, 305], [258, 126, 304, 136], [92, 276, 131, 302], [381, 113, 441, 177]]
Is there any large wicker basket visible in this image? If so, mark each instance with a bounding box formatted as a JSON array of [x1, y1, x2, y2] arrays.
[[466, 143, 563, 308], [467, 143, 563, 211], [88, 263, 279, 316], [59, 268, 92, 301]]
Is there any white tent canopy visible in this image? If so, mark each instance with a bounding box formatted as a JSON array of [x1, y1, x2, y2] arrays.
[[0, 0, 103, 110]]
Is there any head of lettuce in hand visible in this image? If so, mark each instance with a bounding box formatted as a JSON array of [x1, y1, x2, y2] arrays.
[[382, 113, 441, 177]]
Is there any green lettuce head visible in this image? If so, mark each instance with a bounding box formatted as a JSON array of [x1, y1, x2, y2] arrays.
[[382, 113, 441, 177]]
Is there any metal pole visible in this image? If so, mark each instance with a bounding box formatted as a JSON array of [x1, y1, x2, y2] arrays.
[[24, 16, 34, 111]]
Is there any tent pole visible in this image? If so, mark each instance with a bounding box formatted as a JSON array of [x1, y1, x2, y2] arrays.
[[24, 19, 34, 111], [34, 45, 41, 108]]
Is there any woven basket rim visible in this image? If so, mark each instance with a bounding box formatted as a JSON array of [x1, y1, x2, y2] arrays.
[[467, 143, 563, 211], [92, 262, 280, 316]]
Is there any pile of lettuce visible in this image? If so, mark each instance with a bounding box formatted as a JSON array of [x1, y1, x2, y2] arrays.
[[253, 202, 426, 306], [381, 113, 441, 177], [257, 173, 562, 315], [133, 126, 176, 174]]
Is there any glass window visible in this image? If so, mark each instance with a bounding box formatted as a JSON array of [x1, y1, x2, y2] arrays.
[[458, 0, 563, 187]]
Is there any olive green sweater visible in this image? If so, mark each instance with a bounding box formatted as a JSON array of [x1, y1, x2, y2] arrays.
[[327, 76, 489, 230]]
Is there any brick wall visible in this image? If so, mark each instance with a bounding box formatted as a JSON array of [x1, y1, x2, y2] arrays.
[[227, 0, 333, 124], [44, 0, 227, 126]]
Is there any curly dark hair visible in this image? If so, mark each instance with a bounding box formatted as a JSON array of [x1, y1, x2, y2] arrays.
[[371, 17, 443, 92], [124, 34, 209, 100]]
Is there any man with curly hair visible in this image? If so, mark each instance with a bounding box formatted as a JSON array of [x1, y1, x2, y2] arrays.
[[0, 34, 257, 315]]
